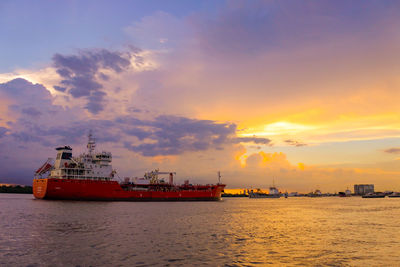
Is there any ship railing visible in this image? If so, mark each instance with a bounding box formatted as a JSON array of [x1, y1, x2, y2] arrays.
[[60, 175, 112, 181]]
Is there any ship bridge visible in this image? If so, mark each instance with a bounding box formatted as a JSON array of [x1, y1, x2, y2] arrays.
[[54, 146, 73, 169], [46, 133, 114, 181]]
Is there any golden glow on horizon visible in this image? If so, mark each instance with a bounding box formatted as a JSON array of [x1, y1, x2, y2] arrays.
[[224, 188, 247, 194], [298, 162, 305, 170], [236, 112, 400, 146]]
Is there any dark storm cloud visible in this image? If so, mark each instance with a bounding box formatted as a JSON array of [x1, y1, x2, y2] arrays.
[[9, 113, 271, 157], [122, 115, 236, 156], [1, 78, 271, 157], [21, 107, 42, 117], [4, 119, 120, 150], [52, 49, 132, 114], [0, 77, 273, 186], [124, 126, 152, 141], [53, 85, 66, 92], [60, 76, 102, 97], [0, 78, 32, 95], [11, 131, 44, 143], [121, 115, 270, 156], [0, 78, 81, 146], [0, 79, 53, 120], [0, 127, 8, 138], [85, 91, 106, 114], [285, 139, 307, 147], [235, 136, 271, 145], [6, 112, 269, 157], [30, 119, 121, 145], [384, 148, 400, 154], [0, 78, 52, 100]]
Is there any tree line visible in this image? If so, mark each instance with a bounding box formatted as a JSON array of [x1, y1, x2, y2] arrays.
[[0, 185, 33, 194]]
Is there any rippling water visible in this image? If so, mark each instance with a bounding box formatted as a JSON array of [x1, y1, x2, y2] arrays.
[[1, 194, 400, 266]]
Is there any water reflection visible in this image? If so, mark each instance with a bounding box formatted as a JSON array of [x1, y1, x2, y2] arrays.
[[1, 195, 400, 266]]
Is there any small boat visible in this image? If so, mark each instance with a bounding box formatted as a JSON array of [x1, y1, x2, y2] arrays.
[[388, 192, 400, 198], [248, 187, 280, 198], [339, 189, 351, 197], [308, 189, 322, 197], [362, 193, 385, 198]]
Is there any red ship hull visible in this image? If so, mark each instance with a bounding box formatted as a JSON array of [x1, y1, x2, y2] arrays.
[[33, 178, 225, 201]]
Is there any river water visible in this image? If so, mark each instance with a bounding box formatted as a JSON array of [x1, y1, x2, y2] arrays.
[[1, 194, 399, 266]]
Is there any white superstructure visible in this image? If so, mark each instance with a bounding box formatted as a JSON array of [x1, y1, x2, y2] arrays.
[[269, 186, 279, 195], [36, 133, 114, 181]]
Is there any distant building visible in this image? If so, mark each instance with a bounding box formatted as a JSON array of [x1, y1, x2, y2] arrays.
[[354, 184, 374, 195]]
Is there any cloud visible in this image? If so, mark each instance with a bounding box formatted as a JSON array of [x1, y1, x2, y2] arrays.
[[0, 78, 52, 102], [52, 49, 134, 114], [0, 78, 81, 147], [122, 115, 269, 156], [124, 11, 189, 50], [53, 85, 66, 92], [0, 127, 8, 138], [0, 78, 55, 124], [194, 0, 400, 57], [284, 139, 307, 147], [145, 1, 400, 138], [21, 107, 42, 117], [226, 149, 400, 191], [384, 148, 400, 154], [242, 151, 292, 170], [1, 2, 400, 189], [0, 77, 399, 192], [234, 136, 271, 145], [0, 78, 273, 186]]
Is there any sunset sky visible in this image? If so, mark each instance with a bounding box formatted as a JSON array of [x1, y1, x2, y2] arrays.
[[0, 0, 399, 192]]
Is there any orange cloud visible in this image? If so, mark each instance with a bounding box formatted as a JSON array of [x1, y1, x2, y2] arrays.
[[298, 162, 305, 170]]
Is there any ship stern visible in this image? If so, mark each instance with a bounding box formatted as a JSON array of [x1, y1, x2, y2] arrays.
[[33, 178, 48, 199]]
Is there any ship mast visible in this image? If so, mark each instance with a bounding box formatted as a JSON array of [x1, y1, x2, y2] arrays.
[[87, 131, 96, 156]]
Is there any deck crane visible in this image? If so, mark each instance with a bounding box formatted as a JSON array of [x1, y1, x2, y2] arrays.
[[144, 169, 177, 184]]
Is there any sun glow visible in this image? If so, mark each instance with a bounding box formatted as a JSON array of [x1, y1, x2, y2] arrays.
[[237, 112, 400, 147], [240, 121, 316, 137]]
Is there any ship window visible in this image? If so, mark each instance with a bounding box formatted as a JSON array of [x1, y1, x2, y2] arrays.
[[56, 153, 61, 160], [61, 153, 72, 159]]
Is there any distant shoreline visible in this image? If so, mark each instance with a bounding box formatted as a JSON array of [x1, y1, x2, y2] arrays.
[[0, 185, 33, 194]]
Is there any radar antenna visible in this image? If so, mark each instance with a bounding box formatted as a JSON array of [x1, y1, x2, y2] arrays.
[[87, 130, 96, 156]]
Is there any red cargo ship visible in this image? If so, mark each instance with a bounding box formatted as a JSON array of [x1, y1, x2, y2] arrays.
[[33, 134, 225, 201]]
